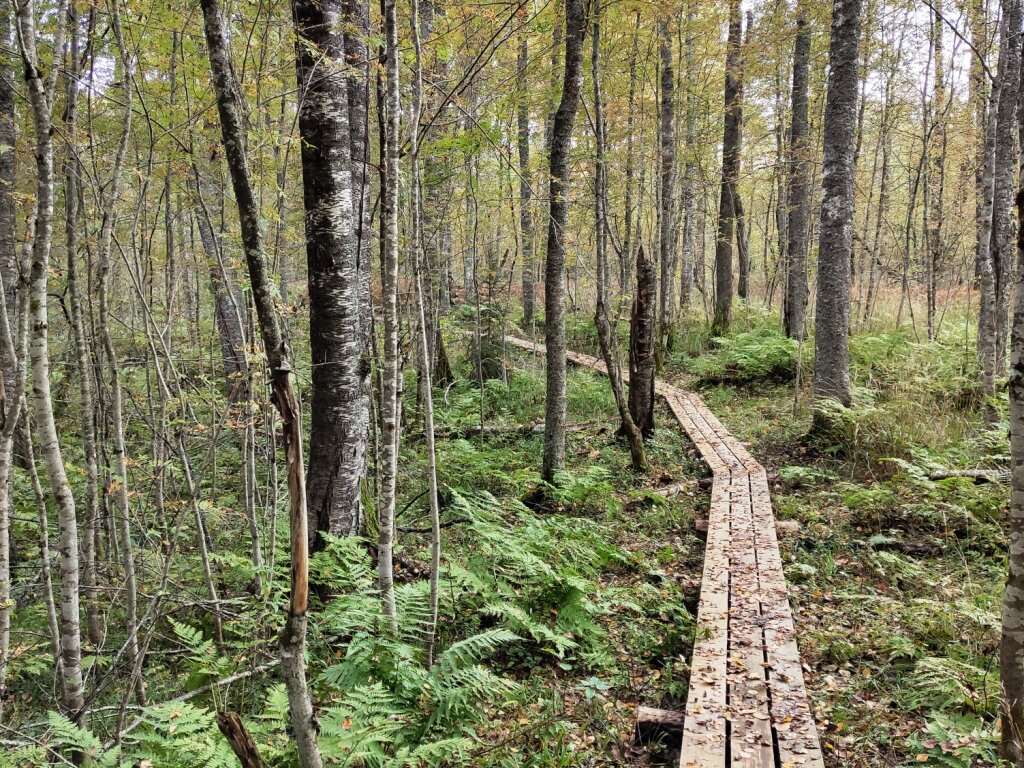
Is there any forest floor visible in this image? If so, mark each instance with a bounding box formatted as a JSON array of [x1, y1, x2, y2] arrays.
[[436, 305, 1005, 768]]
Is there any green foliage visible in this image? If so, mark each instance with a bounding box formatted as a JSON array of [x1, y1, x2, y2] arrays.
[[683, 327, 797, 385], [906, 713, 999, 767], [905, 657, 990, 713], [543, 467, 622, 515]]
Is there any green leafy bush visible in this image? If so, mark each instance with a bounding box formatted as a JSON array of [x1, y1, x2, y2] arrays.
[[685, 327, 797, 385]]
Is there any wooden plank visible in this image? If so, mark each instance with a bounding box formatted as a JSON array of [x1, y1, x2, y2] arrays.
[[681, 393, 758, 470], [726, 473, 774, 767], [675, 395, 745, 475], [749, 471, 825, 768], [664, 395, 728, 475], [679, 475, 731, 767]]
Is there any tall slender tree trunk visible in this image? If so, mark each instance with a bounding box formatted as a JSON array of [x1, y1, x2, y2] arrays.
[[592, 8, 646, 471], [379, 0, 401, 626], [785, 2, 811, 339], [200, 2, 322, 764], [658, 16, 677, 353], [622, 11, 639, 293], [926, 0, 947, 341], [409, 0, 443, 662], [713, 0, 743, 334], [994, 0, 1022, 373], [813, 0, 863, 416], [0, 5, 15, 718], [540, 0, 585, 484], [96, 2, 145, 706], [517, 33, 535, 331], [15, 0, 84, 729], [864, 56, 897, 327], [680, 3, 698, 310], [974, 0, 999, 416], [293, 0, 370, 548], [192, 176, 250, 397]]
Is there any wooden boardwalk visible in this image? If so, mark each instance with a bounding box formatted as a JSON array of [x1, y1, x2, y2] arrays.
[[502, 335, 824, 768]]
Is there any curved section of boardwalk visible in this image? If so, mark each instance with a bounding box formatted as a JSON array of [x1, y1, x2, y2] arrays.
[[502, 335, 824, 768]]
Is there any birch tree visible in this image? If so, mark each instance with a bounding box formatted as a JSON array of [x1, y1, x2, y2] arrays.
[[14, 0, 84, 728]]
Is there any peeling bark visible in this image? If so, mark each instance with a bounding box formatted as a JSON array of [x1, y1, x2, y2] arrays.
[[199, 1, 321, 764], [293, 0, 370, 548]]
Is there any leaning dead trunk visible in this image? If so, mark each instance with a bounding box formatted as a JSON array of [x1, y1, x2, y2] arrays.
[[199, 2, 322, 765], [541, 0, 585, 483], [630, 246, 657, 438]]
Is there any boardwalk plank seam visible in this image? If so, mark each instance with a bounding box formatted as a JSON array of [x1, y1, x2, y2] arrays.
[[500, 336, 824, 767]]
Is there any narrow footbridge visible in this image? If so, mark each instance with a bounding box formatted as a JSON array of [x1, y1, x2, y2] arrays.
[[502, 334, 824, 768]]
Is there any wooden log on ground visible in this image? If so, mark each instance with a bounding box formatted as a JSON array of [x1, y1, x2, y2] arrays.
[[634, 705, 686, 743], [929, 468, 1009, 484]]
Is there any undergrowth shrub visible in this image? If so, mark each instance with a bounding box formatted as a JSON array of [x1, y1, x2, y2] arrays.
[[838, 458, 1004, 550], [683, 327, 797, 385]]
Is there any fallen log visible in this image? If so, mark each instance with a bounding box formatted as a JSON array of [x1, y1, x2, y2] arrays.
[[435, 421, 596, 439], [928, 468, 1009, 484], [634, 705, 686, 744]]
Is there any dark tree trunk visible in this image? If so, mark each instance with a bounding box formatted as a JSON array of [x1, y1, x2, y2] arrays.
[[345, 0, 373, 357], [680, 2, 697, 309], [293, 0, 371, 547], [629, 246, 657, 438], [622, 11, 640, 292], [0, 10, 14, 349], [813, 0, 864, 414], [541, 0, 585, 483], [785, 2, 811, 339], [712, 0, 743, 334]]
